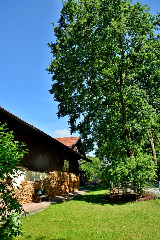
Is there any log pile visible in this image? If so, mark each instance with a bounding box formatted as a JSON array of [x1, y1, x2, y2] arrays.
[[14, 181, 35, 204], [69, 173, 79, 192], [13, 171, 80, 204], [40, 172, 79, 197], [42, 171, 70, 197], [34, 180, 43, 191]]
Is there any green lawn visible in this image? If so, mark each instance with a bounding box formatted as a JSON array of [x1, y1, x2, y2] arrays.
[[14, 187, 160, 240]]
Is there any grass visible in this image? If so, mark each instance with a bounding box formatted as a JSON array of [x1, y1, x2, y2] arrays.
[[14, 186, 160, 240]]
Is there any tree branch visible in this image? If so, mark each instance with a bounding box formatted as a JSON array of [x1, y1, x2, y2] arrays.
[[148, 132, 157, 164]]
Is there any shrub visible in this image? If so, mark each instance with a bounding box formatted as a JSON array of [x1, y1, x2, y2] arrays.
[[101, 152, 157, 194], [0, 123, 28, 238]]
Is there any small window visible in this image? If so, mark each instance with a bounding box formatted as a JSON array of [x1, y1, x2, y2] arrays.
[[63, 160, 69, 172]]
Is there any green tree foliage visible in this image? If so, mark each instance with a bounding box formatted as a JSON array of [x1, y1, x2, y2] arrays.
[[101, 152, 157, 193], [0, 123, 28, 239], [47, 0, 160, 192], [81, 156, 102, 181]]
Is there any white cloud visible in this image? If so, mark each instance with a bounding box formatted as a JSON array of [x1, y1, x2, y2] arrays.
[[54, 128, 71, 138]]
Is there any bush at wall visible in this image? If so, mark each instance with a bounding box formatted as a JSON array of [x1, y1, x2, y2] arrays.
[[0, 123, 28, 238]]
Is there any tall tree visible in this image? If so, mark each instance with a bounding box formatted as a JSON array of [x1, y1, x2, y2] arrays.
[[47, 0, 160, 188]]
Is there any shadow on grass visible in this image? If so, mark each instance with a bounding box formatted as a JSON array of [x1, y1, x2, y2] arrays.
[[48, 186, 132, 206], [25, 235, 66, 240], [73, 186, 128, 206]]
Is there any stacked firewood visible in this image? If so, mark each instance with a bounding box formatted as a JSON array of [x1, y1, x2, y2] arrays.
[[34, 180, 43, 191], [13, 171, 80, 204], [69, 173, 79, 192], [14, 181, 35, 204], [42, 171, 68, 196], [42, 171, 79, 197]]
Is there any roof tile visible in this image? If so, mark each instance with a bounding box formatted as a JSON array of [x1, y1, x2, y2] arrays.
[[55, 137, 80, 147]]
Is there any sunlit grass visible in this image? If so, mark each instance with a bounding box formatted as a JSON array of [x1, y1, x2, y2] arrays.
[[14, 186, 160, 240]]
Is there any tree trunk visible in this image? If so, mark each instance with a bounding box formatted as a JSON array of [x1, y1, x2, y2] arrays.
[[125, 126, 133, 157], [120, 96, 133, 157], [148, 132, 157, 164], [153, 131, 160, 145]]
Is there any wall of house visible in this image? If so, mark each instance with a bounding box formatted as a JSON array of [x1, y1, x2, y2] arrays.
[[20, 131, 80, 174], [24, 170, 49, 182], [0, 110, 80, 174], [12, 170, 26, 188], [12, 170, 49, 188]]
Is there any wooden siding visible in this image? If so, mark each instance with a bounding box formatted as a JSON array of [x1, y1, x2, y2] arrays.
[[0, 108, 80, 174]]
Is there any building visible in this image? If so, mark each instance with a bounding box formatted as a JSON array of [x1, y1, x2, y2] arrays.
[[0, 106, 90, 182]]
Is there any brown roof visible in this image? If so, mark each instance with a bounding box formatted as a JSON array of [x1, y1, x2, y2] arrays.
[[55, 137, 80, 147]]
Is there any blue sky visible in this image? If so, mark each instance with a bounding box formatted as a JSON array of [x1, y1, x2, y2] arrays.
[[0, 0, 159, 153]]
